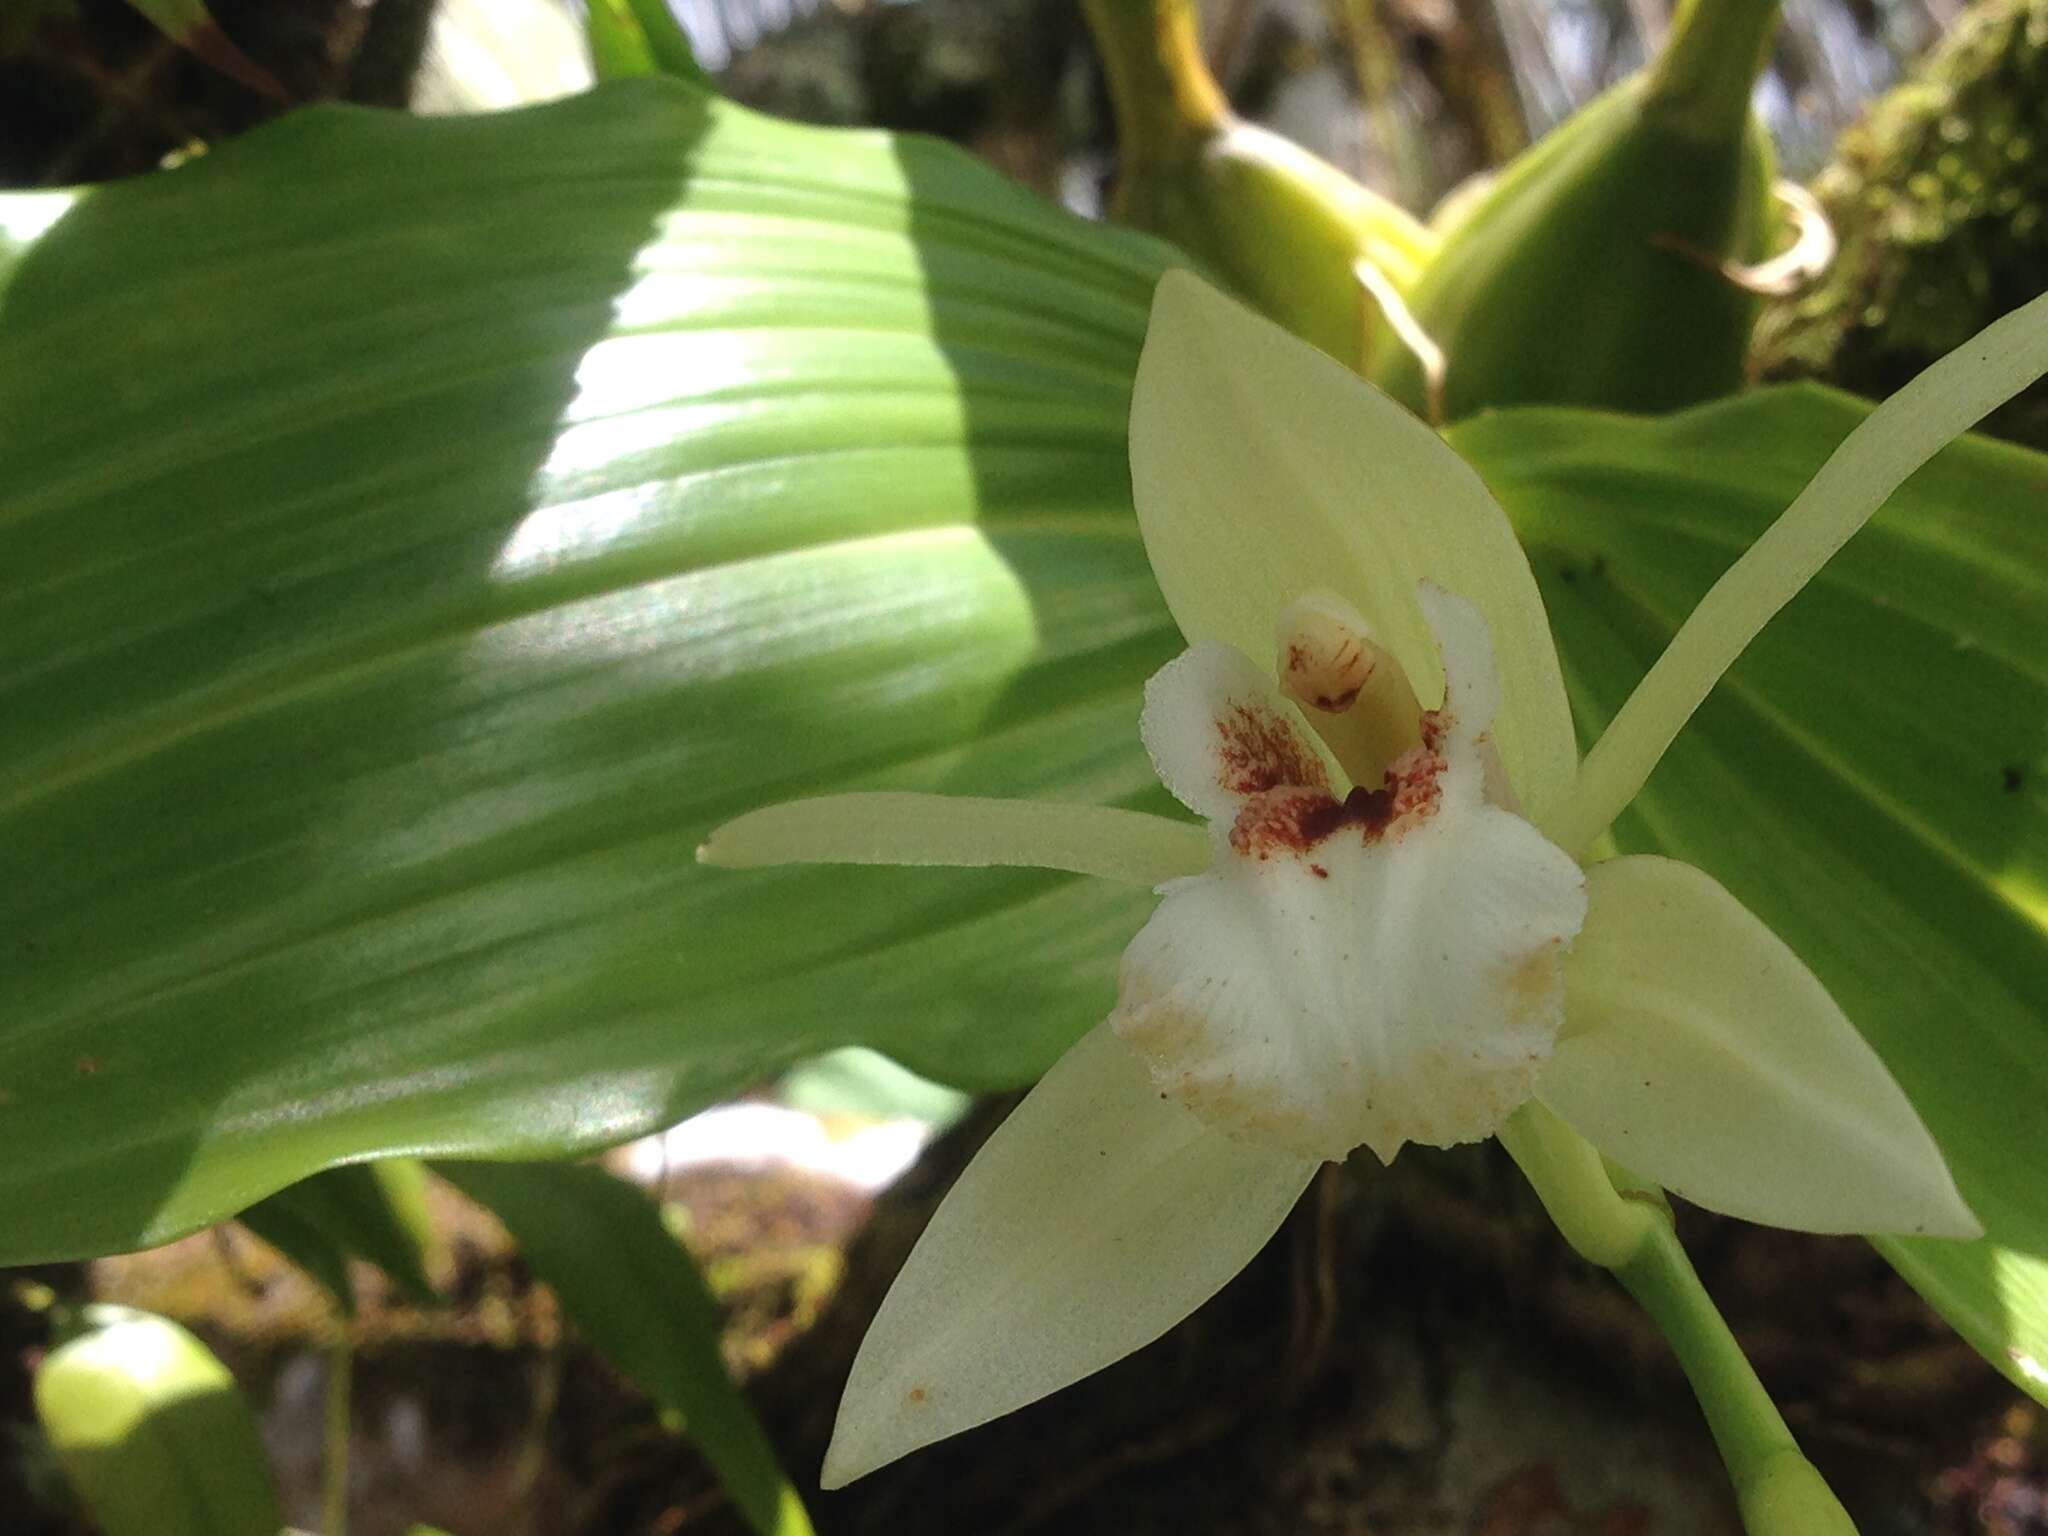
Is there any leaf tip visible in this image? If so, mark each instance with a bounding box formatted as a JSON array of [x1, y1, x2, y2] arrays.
[[1823, 1142, 1983, 1242], [182, 21, 288, 100]]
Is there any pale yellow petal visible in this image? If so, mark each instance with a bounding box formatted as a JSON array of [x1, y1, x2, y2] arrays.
[[1129, 269, 1576, 822]]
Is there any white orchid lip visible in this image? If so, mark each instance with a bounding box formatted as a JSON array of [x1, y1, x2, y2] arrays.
[[1112, 583, 1589, 1165], [1208, 693, 1330, 799]]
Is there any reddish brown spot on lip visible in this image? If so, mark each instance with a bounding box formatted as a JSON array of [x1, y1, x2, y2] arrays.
[[1310, 863, 1330, 879], [1215, 703, 1328, 797], [1229, 745, 1445, 859], [1419, 708, 1448, 753]]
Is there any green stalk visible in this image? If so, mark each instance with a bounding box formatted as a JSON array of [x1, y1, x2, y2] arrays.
[[323, 1331, 352, 1536], [1643, 0, 1783, 142], [1081, 0, 1228, 167], [1499, 1103, 1855, 1535], [1617, 1226, 1855, 1534]]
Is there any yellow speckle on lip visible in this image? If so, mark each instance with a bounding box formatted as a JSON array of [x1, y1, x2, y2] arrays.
[[1506, 949, 1562, 1013]]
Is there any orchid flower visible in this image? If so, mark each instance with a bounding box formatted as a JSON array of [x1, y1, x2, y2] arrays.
[[701, 272, 2048, 1494]]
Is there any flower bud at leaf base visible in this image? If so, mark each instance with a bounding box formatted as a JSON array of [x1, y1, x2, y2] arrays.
[[1368, 0, 1782, 419], [1083, 0, 1438, 371]]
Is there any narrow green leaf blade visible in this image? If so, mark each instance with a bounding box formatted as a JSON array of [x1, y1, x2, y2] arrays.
[[240, 1160, 439, 1309], [1455, 387, 2048, 1403], [437, 1160, 812, 1536], [124, 0, 285, 96]]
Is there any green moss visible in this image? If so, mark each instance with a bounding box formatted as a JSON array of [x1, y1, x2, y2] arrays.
[[1754, 0, 2048, 446]]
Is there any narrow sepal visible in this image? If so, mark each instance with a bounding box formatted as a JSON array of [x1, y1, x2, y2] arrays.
[[821, 1021, 1318, 1486], [1551, 288, 2048, 854], [700, 793, 1209, 886]]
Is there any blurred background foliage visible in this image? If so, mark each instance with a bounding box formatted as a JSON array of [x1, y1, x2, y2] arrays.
[[0, 0, 1961, 196], [4, 3, 2047, 1534], [5, 0, 2042, 441]]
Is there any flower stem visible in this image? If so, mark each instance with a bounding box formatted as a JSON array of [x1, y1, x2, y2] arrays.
[[1497, 1100, 1657, 1268], [1080, 0, 1228, 168], [1499, 1103, 1857, 1535], [1617, 1225, 1856, 1534], [323, 1328, 352, 1536]]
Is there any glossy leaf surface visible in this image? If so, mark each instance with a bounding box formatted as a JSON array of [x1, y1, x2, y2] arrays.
[[0, 78, 1181, 1260]]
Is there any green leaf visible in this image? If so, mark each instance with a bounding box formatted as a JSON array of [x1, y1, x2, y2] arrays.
[[436, 1160, 812, 1536], [240, 1160, 440, 1310], [0, 76, 1179, 1263], [1453, 387, 2048, 1404], [776, 1047, 972, 1128], [233, 1195, 354, 1308], [34, 1305, 280, 1536]]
